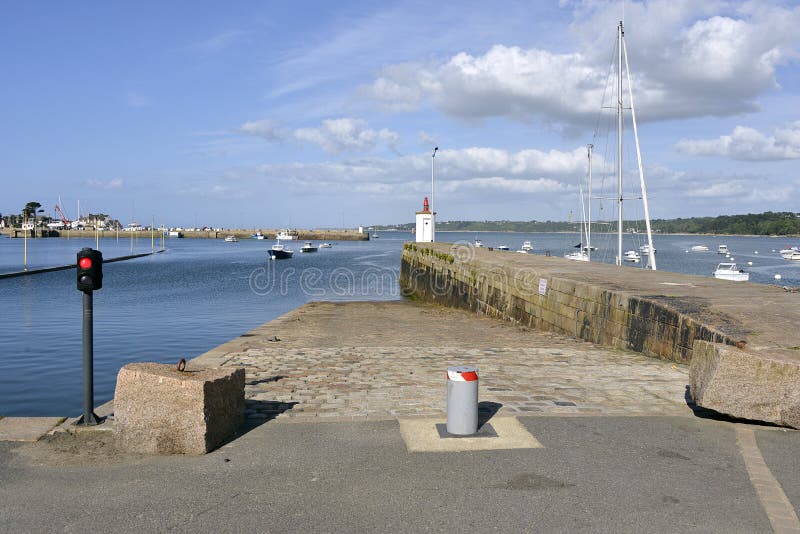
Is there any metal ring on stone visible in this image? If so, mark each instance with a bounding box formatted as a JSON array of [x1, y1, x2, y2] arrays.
[[177, 358, 186, 372]]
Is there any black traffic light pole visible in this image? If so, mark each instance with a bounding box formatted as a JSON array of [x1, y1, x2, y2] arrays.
[[76, 247, 103, 426]]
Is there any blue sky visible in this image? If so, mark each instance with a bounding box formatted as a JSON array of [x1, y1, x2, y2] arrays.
[[2, 0, 799, 228]]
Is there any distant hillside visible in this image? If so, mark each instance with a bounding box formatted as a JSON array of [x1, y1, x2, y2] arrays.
[[373, 211, 800, 236]]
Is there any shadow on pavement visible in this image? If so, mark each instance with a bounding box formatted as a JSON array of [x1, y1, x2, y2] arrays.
[[478, 401, 503, 429]]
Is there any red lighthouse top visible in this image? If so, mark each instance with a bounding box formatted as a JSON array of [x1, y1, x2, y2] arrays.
[[422, 197, 429, 212]]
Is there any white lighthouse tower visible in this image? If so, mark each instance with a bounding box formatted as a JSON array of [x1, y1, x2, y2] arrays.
[[415, 197, 434, 243]]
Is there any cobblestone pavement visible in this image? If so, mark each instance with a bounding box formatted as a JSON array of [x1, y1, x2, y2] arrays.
[[192, 301, 691, 422]]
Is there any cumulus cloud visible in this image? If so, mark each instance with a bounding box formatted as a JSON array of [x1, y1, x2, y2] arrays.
[[238, 119, 285, 141], [84, 178, 124, 190], [362, 2, 800, 124], [238, 117, 400, 154], [676, 123, 800, 161], [293, 118, 399, 154], [247, 146, 587, 200]]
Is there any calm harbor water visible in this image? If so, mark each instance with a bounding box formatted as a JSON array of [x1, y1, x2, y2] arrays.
[[2, 231, 799, 416]]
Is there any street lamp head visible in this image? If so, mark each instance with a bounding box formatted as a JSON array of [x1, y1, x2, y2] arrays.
[[432, 146, 438, 158]]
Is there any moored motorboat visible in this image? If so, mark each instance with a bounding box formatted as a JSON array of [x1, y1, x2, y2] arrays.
[[496, 245, 510, 251], [268, 241, 293, 259], [251, 231, 266, 240], [319, 242, 333, 248], [521, 240, 533, 251], [224, 235, 239, 242], [713, 262, 749, 281], [639, 244, 656, 255], [690, 245, 709, 252], [300, 242, 318, 253], [717, 244, 729, 255], [474, 239, 484, 247], [622, 250, 641, 262], [275, 229, 297, 240]]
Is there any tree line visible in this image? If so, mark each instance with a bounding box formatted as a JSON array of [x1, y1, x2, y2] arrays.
[[375, 211, 800, 235]]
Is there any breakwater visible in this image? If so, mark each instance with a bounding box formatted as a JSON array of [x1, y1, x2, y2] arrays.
[[1, 228, 369, 241], [400, 242, 800, 427]]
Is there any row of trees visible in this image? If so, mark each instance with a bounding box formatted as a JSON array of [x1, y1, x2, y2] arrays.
[[376, 212, 800, 235], [0, 201, 122, 230]]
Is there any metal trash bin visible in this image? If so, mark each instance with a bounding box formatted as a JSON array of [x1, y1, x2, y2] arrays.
[[446, 366, 479, 435]]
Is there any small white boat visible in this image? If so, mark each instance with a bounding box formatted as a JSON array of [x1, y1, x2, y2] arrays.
[[268, 241, 293, 259], [496, 245, 510, 251], [639, 244, 656, 255], [690, 245, 709, 252], [251, 231, 266, 240], [713, 263, 749, 281], [319, 242, 332, 248], [622, 250, 641, 262], [717, 244, 729, 255], [565, 251, 589, 262], [516, 249, 529, 254], [521, 240, 533, 251], [224, 235, 239, 242], [371, 233, 379, 238], [300, 242, 318, 253], [789, 252, 800, 261], [474, 239, 484, 248], [780, 246, 799, 258], [275, 230, 297, 240]]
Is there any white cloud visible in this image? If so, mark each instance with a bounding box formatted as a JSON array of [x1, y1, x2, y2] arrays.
[[85, 178, 124, 190], [676, 123, 800, 161], [238, 119, 285, 141], [238, 117, 400, 154], [363, 2, 800, 124]]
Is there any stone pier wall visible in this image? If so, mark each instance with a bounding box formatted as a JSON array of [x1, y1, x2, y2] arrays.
[[400, 243, 735, 364]]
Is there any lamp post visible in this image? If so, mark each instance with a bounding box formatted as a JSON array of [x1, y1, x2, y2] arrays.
[[431, 147, 438, 215]]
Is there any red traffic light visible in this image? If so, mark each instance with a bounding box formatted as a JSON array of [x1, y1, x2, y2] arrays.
[[79, 257, 93, 269]]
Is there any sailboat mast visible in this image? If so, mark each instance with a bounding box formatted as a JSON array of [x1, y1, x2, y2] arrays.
[[587, 144, 593, 262], [616, 21, 624, 266], [622, 34, 656, 270]]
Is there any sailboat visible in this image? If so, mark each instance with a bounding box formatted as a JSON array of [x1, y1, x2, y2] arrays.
[[565, 145, 593, 262], [610, 21, 656, 270]]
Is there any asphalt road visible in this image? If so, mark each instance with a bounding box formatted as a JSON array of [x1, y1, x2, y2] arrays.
[[1, 415, 796, 533]]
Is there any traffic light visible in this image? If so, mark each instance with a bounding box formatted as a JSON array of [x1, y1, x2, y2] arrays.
[[76, 248, 103, 292]]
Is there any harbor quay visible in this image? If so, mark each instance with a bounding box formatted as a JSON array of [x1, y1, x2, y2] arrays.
[[1, 249, 799, 531], [1, 299, 799, 531], [0, 227, 370, 241]]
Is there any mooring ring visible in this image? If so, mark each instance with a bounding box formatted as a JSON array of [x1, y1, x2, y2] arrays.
[[177, 358, 186, 372]]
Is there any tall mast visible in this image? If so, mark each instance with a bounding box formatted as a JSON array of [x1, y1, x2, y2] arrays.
[[587, 144, 593, 262], [616, 21, 624, 266], [622, 33, 656, 270]]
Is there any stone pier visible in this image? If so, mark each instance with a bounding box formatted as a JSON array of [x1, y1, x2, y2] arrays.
[[399, 242, 800, 428]]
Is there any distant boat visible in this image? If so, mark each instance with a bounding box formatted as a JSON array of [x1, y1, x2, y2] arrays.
[[224, 235, 239, 242], [474, 239, 484, 248], [251, 231, 266, 240], [622, 250, 641, 262], [690, 245, 709, 252], [779, 246, 799, 259], [496, 245, 510, 251], [639, 244, 656, 255], [371, 233, 379, 238], [521, 240, 533, 251], [268, 241, 293, 259], [275, 229, 297, 240], [516, 249, 529, 254], [717, 244, 729, 255], [713, 263, 749, 282], [319, 242, 333, 248], [300, 242, 318, 253], [565, 250, 589, 262]]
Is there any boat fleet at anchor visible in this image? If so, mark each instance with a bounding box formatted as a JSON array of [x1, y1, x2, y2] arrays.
[[222, 230, 333, 260]]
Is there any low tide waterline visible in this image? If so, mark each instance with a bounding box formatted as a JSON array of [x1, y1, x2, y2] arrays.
[[2, 231, 799, 416]]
